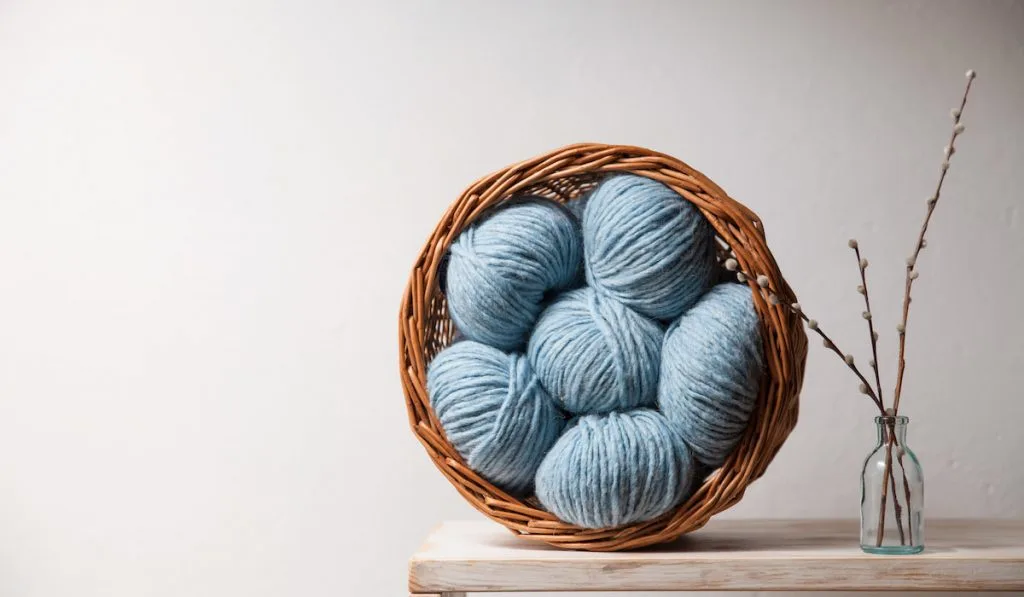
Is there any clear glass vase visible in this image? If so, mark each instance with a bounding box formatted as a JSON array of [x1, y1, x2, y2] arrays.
[[860, 415, 924, 554]]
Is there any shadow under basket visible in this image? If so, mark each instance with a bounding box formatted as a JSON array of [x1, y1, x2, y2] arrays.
[[398, 143, 808, 551]]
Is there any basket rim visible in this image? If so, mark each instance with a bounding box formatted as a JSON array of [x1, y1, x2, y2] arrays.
[[399, 142, 807, 551]]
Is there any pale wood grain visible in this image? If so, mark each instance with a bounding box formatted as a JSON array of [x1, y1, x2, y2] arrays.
[[409, 519, 1024, 592]]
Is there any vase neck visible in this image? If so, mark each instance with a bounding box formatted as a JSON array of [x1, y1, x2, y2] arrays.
[[875, 415, 909, 445]]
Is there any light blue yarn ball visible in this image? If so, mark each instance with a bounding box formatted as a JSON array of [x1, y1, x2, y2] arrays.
[[583, 174, 716, 321], [427, 340, 566, 495], [658, 283, 765, 468], [535, 409, 696, 529], [527, 287, 663, 415], [446, 199, 582, 351]]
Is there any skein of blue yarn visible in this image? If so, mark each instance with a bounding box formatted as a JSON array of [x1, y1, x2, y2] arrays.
[[427, 340, 565, 495], [583, 175, 716, 321], [445, 199, 582, 351], [527, 287, 663, 415], [535, 408, 696, 529], [658, 283, 765, 468]]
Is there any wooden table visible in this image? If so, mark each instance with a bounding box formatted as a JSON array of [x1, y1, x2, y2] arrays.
[[409, 519, 1024, 594]]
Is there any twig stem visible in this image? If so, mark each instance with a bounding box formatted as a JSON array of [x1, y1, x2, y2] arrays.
[[853, 246, 884, 402], [875, 434, 894, 545], [728, 266, 885, 414], [875, 423, 909, 547], [892, 73, 975, 415], [898, 447, 914, 545]]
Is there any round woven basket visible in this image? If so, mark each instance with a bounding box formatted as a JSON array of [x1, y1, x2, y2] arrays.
[[399, 143, 808, 551]]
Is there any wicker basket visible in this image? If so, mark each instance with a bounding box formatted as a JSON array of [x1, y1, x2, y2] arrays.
[[399, 143, 808, 551]]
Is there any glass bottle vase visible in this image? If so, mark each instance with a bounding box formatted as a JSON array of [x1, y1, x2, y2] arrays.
[[860, 415, 924, 554]]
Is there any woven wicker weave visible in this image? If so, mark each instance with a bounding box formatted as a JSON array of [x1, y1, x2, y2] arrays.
[[398, 143, 807, 551]]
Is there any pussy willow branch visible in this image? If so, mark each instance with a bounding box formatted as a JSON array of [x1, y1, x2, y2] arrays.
[[851, 244, 884, 402], [878, 70, 975, 547], [726, 262, 884, 413], [893, 71, 976, 415], [852, 242, 907, 545], [889, 453, 907, 545], [899, 448, 914, 544], [727, 261, 903, 543], [874, 415, 912, 547], [876, 427, 898, 545]]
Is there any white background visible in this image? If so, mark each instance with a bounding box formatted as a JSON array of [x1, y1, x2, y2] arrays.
[[1, 1, 1022, 596]]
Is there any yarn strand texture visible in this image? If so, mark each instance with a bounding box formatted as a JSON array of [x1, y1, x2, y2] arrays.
[[445, 199, 582, 351], [584, 175, 716, 321], [535, 409, 696, 529], [528, 287, 663, 415], [427, 341, 565, 495], [658, 283, 765, 468]]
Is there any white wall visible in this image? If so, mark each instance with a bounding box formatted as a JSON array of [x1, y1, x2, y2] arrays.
[[1, 1, 1022, 596]]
